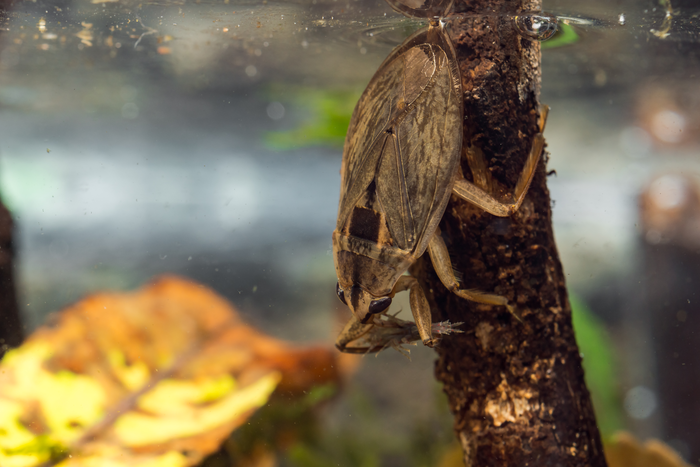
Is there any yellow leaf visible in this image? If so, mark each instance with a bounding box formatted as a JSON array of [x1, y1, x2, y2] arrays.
[[0, 276, 341, 467], [0, 400, 45, 467], [135, 375, 237, 417], [0, 400, 37, 450], [605, 431, 692, 467], [57, 450, 188, 467], [108, 350, 150, 391], [114, 372, 280, 446], [1, 342, 105, 444]]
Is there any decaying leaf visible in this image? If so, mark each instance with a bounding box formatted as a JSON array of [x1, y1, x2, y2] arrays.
[[0, 276, 341, 467], [605, 431, 693, 467]]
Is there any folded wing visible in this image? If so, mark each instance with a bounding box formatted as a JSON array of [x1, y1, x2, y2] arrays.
[[337, 30, 462, 256]]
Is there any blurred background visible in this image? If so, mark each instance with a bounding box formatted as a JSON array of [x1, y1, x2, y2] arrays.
[[0, 0, 699, 464]]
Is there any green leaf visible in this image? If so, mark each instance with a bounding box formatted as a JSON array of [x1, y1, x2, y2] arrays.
[[263, 88, 361, 150], [542, 22, 579, 49], [570, 294, 624, 439]]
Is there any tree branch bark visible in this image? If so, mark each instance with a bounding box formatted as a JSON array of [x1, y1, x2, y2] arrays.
[[412, 0, 608, 464]]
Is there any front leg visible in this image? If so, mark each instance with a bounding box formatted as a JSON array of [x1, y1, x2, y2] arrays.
[[335, 314, 374, 353], [393, 275, 437, 347], [335, 275, 437, 351], [427, 230, 519, 321]]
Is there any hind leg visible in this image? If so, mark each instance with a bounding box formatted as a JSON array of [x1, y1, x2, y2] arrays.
[[427, 229, 520, 321], [454, 105, 549, 216]]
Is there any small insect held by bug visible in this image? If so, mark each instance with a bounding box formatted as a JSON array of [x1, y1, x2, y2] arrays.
[[336, 311, 465, 356], [332, 13, 548, 354]]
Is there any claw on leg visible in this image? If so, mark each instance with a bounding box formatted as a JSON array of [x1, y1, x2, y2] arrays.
[[434, 106, 549, 319], [453, 104, 549, 218], [335, 314, 374, 353], [428, 230, 520, 321], [394, 275, 436, 346]]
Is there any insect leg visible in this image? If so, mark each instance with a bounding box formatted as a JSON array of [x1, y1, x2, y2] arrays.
[[453, 133, 544, 216], [427, 231, 520, 321], [453, 105, 549, 217], [335, 314, 375, 353], [538, 105, 549, 134], [391, 276, 437, 347]]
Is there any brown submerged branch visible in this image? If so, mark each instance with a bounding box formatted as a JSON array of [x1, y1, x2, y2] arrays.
[[411, 0, 608, 464]]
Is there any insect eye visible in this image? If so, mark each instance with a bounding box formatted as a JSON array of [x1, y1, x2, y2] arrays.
[[369, 297, 392, 315], [336, 282, 347, 305]]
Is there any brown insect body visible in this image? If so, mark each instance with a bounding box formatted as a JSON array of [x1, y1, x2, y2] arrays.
[[333, 19, 547, 353], [333, 23, 462, 322], [384, 0, 455, 19]]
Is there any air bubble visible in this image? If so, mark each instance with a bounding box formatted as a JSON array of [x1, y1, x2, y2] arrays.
[[624, 386, 657, 420], [121, 102, 139, 119], [266, 101, 285, 120], [514, 13, 558, 42]]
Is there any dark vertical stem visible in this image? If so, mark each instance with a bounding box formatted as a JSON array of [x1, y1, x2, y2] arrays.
[[645, 243, 700, 460], [639, 175, 700, 461], [0, 199, 22, 358], [0, 0, 22, 360], [411, 0, 608, 464]]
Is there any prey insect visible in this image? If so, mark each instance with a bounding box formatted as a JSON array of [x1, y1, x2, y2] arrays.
[[332, 18, 548, 354]]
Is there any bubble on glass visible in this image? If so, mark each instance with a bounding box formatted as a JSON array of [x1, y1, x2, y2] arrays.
[[649, 174, 689, 211], [624, 386, 657, 420], [120, 85, 137, 102], [651, 109, 686, 143], [266, 101, 285, 120], [646, 229, 662, 244], [514, 13, 558, 42], [594, 69, 607, 87], [121, 102, 139, 119], [245, 65, 258, 77], [619, 126, 651, 158], [301, 40, 309, 49]]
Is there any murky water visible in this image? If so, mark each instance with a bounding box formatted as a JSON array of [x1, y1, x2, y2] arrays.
[[1, 0, 699, 462]]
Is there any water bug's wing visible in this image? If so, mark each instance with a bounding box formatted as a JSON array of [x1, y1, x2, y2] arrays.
[[384, 0, 455, 19], [388, 45, 462, 253], [337, 27, 462, 256]]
